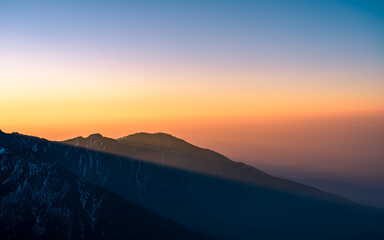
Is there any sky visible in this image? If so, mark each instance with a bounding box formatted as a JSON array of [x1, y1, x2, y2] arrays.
[[1, 0, 384, 185]]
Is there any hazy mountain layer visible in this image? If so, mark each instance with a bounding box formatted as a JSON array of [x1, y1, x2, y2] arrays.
[[297, 178, 384, 209]]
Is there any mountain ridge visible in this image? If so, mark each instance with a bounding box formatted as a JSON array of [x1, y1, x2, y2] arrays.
[[62, 132, 350, 203]]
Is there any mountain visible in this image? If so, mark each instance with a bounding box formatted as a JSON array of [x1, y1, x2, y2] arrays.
[[0, 131, 213, 240], [297, 178, 384, 209], [1, 130, 384, 239], [251, 162, 384, 209], [65, 132, 349, 200]]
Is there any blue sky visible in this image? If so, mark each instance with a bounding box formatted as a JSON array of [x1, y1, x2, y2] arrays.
[[1, 0, 383, 71]]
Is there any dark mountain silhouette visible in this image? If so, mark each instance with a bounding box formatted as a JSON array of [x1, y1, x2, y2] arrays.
[[0, 131, 213, 240], [1, 130, 384, 239]]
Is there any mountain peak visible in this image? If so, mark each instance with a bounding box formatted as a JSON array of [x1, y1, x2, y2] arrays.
[[62, 133, 106, 143], [61, 133, 110, 147], [118, 132, 191, 147], [87, 133, 104, 139], [121, 132, 179, 140]]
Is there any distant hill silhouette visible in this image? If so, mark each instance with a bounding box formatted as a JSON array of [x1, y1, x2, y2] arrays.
[[1, 130, 384, 239]]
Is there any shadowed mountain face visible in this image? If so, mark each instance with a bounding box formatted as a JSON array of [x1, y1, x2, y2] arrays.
[[0, 131, 212, 240], [1, 131, 384, 239]]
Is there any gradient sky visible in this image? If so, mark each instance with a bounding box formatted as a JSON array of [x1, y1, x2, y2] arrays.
[[1, 0, 384, 185]]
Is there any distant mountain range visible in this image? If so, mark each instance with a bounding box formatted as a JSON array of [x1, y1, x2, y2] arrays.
[[1, 130, 384, 239], [252, 162, 384, 209], [297, 178, 384, 209]]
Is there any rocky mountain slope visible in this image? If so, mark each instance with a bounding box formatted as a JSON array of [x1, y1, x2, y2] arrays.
[[0, 131, 213, 240], [1, 130, 384, 239]]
